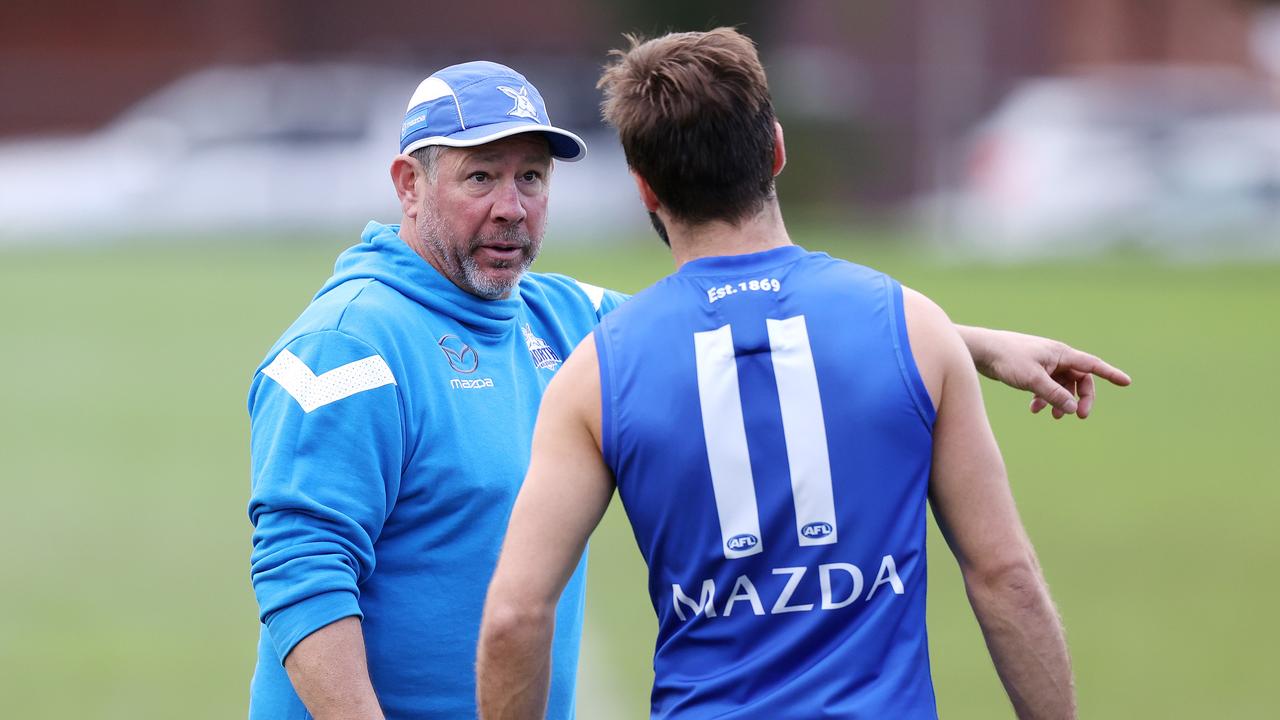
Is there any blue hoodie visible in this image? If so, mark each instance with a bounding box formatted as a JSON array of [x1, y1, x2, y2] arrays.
[[247, 221, 627, 719]]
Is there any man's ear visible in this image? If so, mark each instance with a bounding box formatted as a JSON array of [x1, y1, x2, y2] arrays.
[[631, 170, 660, 212], [772, 121, 787, 177], [390, 154, 424, 217]]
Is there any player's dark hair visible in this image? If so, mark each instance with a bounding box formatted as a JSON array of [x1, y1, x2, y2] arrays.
[[598, 28, 777, 227]]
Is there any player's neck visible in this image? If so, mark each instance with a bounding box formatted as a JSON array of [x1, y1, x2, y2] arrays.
[[668, 202, 793, 269]]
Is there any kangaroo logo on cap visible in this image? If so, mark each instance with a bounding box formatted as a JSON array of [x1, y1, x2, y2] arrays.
[[497, 85, 540, 121]]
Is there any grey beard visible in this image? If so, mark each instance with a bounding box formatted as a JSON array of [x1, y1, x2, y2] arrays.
[[420, 213, 538, 300], [458, 247, 529, 299]]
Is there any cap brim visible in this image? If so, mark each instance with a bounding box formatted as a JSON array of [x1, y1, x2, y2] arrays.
[[402, 121, 587, 162]]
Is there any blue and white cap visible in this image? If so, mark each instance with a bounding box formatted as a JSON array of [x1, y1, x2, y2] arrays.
[[399, 61, 587, 161]]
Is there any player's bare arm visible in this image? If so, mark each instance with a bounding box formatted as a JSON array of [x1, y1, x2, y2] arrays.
[[283, 616, 384, 720], [477, 334, 614, 720], [954, 324, 1131, 419], [906, 288, 1078, 719]]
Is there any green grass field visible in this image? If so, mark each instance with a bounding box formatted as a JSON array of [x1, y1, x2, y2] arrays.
[[1, 231, 1275, 718]]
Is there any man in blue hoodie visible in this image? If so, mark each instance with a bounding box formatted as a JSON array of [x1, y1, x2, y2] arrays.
[[247, 61, 1129, 719]]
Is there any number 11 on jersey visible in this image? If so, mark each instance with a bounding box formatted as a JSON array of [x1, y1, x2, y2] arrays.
[[694, 315, 838, 560]]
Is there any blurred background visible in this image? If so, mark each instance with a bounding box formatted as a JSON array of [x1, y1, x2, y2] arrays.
[[1, 0, 1276, 717]]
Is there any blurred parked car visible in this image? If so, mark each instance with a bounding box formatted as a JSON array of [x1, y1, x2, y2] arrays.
[[946, 66, 1280, 256], [0, 63, 639, 243], [1160, 111, 1280, 243]]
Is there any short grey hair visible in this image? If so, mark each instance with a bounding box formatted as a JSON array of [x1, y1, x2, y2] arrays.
[[410, 145, 446, 181], [409, 140, 556, 184]]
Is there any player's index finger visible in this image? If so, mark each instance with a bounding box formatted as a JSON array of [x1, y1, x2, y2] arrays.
[[1063, 348, 1132, 387]]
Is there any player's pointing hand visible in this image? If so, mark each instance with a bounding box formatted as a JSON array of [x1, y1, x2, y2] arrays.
[[959, 327, 1132, 419], [1025, 342, 1131, 419]]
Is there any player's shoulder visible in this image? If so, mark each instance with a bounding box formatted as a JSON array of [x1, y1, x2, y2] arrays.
[[542, 329, 601, 424], [553, 330, 600, 383], [900, 285, 952, 330], [900, 285, 968, 408]]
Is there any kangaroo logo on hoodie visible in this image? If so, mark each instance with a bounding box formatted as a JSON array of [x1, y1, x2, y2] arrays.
[[522, 324, 561, 371]]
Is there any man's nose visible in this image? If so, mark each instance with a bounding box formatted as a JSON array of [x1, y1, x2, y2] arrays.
[[490, 180, 527, 225]]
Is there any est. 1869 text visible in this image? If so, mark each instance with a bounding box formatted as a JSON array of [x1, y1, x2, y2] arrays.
[[707, 278, 782, 304]]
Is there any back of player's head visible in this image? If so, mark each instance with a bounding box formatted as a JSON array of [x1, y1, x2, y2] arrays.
[[598, 28, 777, 227]]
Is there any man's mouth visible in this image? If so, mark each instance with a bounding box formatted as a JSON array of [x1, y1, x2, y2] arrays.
[[476, 243, 525, 264]]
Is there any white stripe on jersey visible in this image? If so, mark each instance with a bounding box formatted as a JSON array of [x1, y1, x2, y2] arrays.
[[766, 316, 838, 547], [694, 324, 764, 559]]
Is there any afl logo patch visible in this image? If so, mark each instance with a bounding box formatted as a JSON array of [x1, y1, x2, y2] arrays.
[[801, 522, 833, 539], [438, 334, 479, 374], [726, 533, 759, 552]]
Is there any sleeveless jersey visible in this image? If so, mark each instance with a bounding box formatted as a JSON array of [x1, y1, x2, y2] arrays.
[[594, 245, 939, 719]]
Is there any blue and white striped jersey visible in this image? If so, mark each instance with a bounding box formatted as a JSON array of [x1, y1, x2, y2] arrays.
[[594, 245, 939, 719]]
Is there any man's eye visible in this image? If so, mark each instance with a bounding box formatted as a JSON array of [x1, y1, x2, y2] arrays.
[[521, 171, 542, 182], [468, 172, 489, 182]]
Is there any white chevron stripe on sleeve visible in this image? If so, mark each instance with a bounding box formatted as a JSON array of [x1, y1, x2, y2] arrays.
[[575, 280, 606, 312], [262, 349, 396, 413]]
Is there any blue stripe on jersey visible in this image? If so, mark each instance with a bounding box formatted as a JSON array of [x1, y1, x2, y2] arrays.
[[597, 321, 619, 473], [595, 245, 939, 719], [888, 278, 938, 428]]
